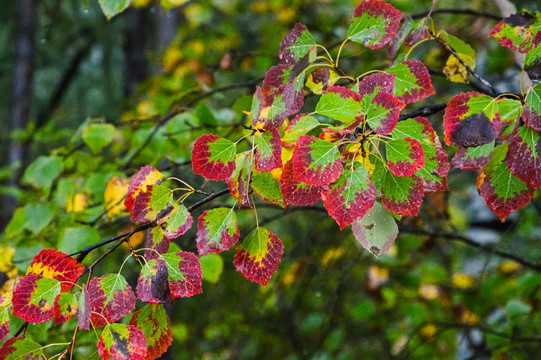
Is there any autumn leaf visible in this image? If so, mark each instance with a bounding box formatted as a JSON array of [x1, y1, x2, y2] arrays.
[[156, 203, 193, 241], [105, 175, 129, 219], [97, 323, 147, 360], [192, 134, 237, 181], [12, 274, 61, 324], [292, 135, 343, 186], [26, 249, 84, 292], [130, 304, 173, 360], [196, 207, 240, 256], [280, 160, 322, 206], [88, 273, 136, 328], [386, 60, 435, 104], [125, 165, 164, 212]]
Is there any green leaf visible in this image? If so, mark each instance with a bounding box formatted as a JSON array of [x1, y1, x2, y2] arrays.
[[98, 0, 132, 19], [199, 254, 224, 284], [98, 323, 147, 360], [283, 114, 320, 143], [251, 170, 285, 208], [315, 87, 362, 123], [82, 123, 116, 153], [58, 226, 100, 256], [23, 202, 55, 235], [0, 337, 44, 360], [196, 207, 240, 255], [22, 156, 63, 195], [129, 304, 173, 359], [352, 202, 398, 256]]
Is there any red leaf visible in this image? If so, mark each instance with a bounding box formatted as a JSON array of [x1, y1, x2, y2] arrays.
[[144, 226, 169, 261], [97, 323, 147, 360], [129, 304, 173, 360], [292, 135, 343, 186], [88, 274, 136, 328], [234, 227, 284, 286], [12, 274, 60, 324], [321, 164, 377, 229], [77, 284, 91, 330], [351, 0, 403, 50], [387, 60, 435, 104], [381, 174, 424, 216], [196, 208, 240, 256], [136, 259, 173, 305], [279, 23, 316, 65], [125, 166, 164, 212], [53, 292, 77, 325], [452, 144, 494, 170], [386, 137, 425, 177], [26, 249, 84, 292], [358, 73, 395, 96], [131, 184, 173, 223], [255, 128, 282, 171], [156, 204, 193, 241], [162, 251, 203, 298], [506, 126, 541, 188], [280, 160, 322, 206], [227, 152, 253, 206], [192, 134, 237, 181]]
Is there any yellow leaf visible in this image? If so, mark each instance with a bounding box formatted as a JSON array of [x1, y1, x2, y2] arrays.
[[321, 247, 345, 267], [132, 0, 152, 7], [500, 261, 522, 273], [67, 193, 88, 213], [460, 308, 480, 325], [443, 54, 475, 84], [419, 323, 437, 339], [120, 226, 146, 251], [0, 247, 17, 296], [281, 260, 305, 287], [306, 68, 339, 95], [104, 176, 129, 219], [452, 273, 475, 289]]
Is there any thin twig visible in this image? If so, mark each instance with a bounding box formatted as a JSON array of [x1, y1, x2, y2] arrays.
[[412, 8, 502, 21], [399, 103, 448, 121]]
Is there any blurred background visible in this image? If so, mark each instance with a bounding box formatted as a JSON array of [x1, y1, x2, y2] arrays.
[[1, 0, 541, 359]]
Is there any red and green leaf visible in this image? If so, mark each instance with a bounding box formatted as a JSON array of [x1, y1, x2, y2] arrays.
[[12, 275, 61, 324], [132, 184, 173, 223], [125, 165, 164, 212], [129, 304, 173, 360], [361, 90, 404, 135], [478, 143, 534, 221], [292, 135, 343, 186], [452, 141, 495, 170], [279, 23, 317, 65], [192, 134, 237, 181], [227, 151, 254, 206], [254, 128, 282, 171], [525, 43, 541, 81], [137, 258, 173, 305], [352, 201, 398, 256], [156, 203, 193, 241], [234, 227, 284, 286], [251, 170, 286, 208], [160, 251, 202, 298], [53, 292, 78, 325], [315, 86, 363, 123], [490, 11, 541, 53], [523, 85, 541, 132], [280, 160, 322, 206], [97, 323, 147, 360], [77, 284, 91, 330], [26, 249, 84, 292], [0, 300, 9, 341], [386, 137, 424, 176], [506, 125, 541, 188], [498, 98, 523, 124], [282, 114, 320, 144], [358, 72, 395, 96], [88, 273, 136, 328], [321, 163, 376, 229], [347, 0, 403, 49], [144, 226, 169, 261], [386, 60, 435, 104], [0, 337, 44, 360], [381, 172, 424, 216], [196, 207, 240, 256], [443, 91, 501, 147]]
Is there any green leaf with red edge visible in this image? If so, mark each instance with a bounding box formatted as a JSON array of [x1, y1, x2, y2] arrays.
[[490, 11, 541, 53], [506, 125, 541, 188], [125, 165, 164, 212], [358, 73, 395, 96], [196, 207, 240, 256], [254, 129, 282, 171], [12, 275, 60, 324], [234, 227, 284, 286], [192, 134, 237, 181], [525, 43, 541, 81], [280, 160, 322, 206], [352, 201, 398, 256], [77, 284, 91, 330], [498, 98, 523, 125], [315, 86, 363, 123], [251, 171, 286, 208], [390, 116, 449, 192], [156, 203, 193, 241], [386, 137, 424, 176], [53, 292, 77, 325], [227, 151, 254, 206], [321, 162, 376, 230], [452, 141, 495, 170], [98, 323, 147, 360], [129, 304, 173, 360], [279, 23, 317, 65], [132, 184, 173, 223], [347, 0, 403, 49], [0, 337, 44, 360], [292, 135, 343, 186], [26, 249, 84, 292], [320, 116, 364, 137], [381, 172, 424, 216], [443, 91, 501, 147], [360, 88, 404, 136], [523, 85, 541, 131], [88, 273, 136, 328], [160, 251, 202, 298], [386, 60, 435, 104], [282, 114, 320, 144], [0, 293, 11, 341], [137, 258, 173, 305], [144, 226, 169, 261], [478, 143, 534, 221]]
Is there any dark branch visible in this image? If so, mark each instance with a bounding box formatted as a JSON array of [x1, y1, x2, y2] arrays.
[[412, 8, 502, 21], [399, 103, 448, 121]]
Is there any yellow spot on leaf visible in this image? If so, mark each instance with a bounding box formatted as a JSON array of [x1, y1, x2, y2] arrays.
[[500, 261, 522, 273], [0, 248, 17, 296], [321, 247, 345, 267], [281, 260, 305, 287], [443, 54, 475, 84], [460, 308, 480, 325], [452, 273, 475, 289], [67, 193, 87, 213], [419, 323, 437, 339]]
